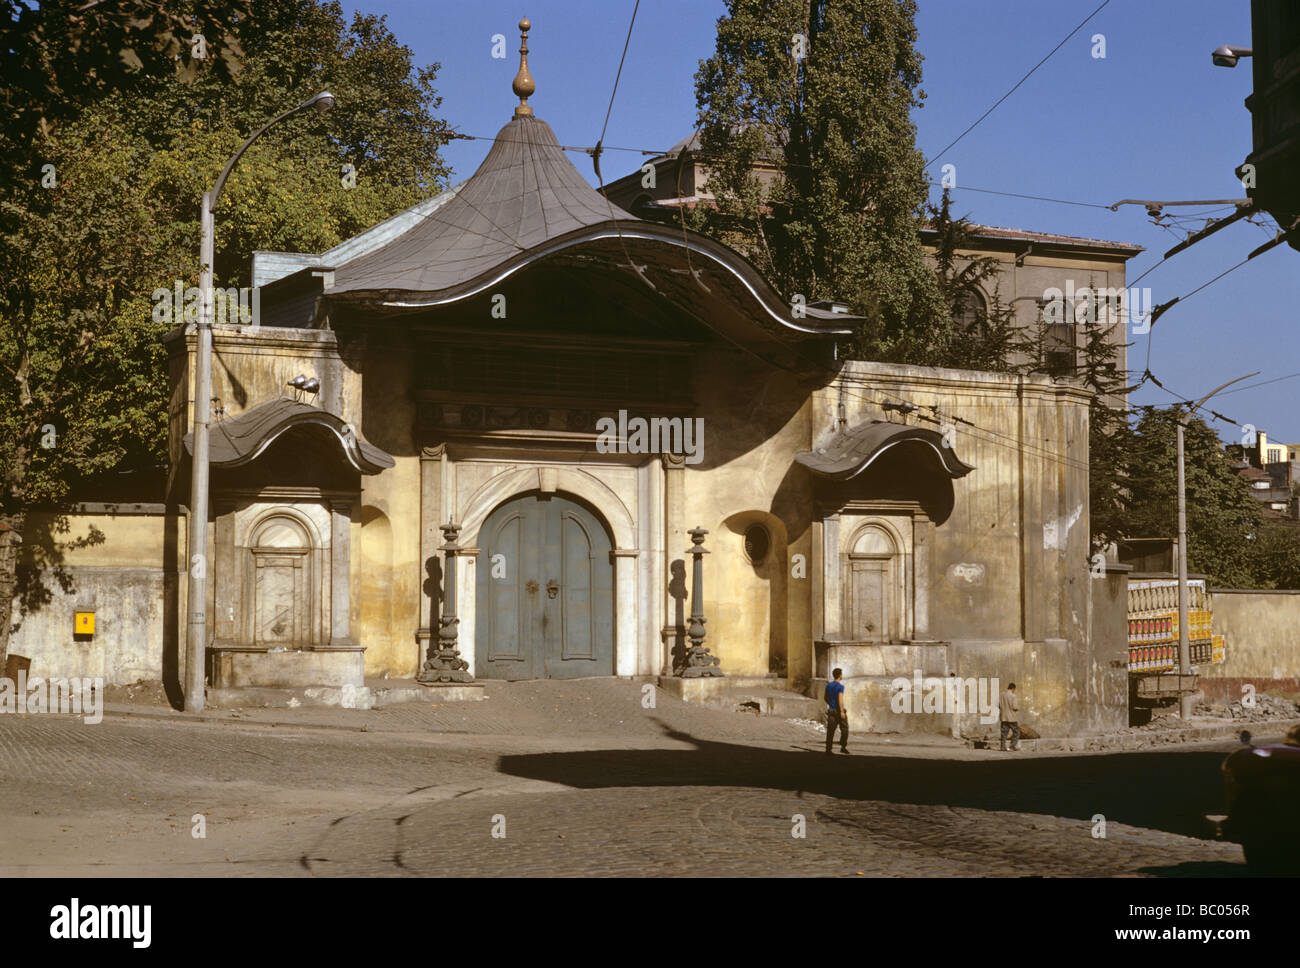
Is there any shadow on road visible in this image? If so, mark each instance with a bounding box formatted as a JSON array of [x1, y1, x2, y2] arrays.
[[496, 720, 1235, 844]]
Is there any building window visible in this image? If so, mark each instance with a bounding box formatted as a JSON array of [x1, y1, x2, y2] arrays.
[[743, 523, 770, 564], [953, 288, 987, 334], [1044, 321, 1075, 376], [1268, 448, 1283, 463]]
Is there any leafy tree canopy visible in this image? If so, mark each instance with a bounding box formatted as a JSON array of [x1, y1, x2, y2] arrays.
[[0, 0, 452, 664], [691, 0, 950, 363]]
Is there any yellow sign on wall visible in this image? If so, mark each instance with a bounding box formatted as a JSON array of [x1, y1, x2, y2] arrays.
[[74, 611, 95, 635]]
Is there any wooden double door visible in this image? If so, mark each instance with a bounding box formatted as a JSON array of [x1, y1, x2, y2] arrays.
[[475, 493, 615, 679]]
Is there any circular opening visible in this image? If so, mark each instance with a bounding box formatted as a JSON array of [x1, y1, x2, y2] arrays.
[[743, 523, 770, 564]]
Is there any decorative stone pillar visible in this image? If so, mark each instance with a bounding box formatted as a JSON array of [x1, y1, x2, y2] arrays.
[[912, 512, 933, 640], [613, 549, 639, 678], [213, 499, 238, 644], [418, 521, 472, 684], [679, 526, 723, 678], [328, 499, 353, 646], [822, 511, 841, 639]]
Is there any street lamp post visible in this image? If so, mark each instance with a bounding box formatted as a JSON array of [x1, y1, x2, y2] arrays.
[[184, 91, 335, 712], [1175, 371, 1258, 719]]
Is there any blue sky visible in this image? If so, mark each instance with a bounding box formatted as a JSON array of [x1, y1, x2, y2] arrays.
[[345, 0, 1298, 443]]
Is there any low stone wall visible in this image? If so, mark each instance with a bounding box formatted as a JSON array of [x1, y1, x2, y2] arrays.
[[1201, 589, 1300, 702]]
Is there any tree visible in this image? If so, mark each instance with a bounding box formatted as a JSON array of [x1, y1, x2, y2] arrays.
[[1254, 521, 1300, 589], [926, 188, 1017, 372], [0, 1, 452, 671], [1, 0, 248, 149], [1123, 407, 1266, 587], [692, 0, 950, 363]]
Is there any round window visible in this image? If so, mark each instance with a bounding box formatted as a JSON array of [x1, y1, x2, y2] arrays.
[[743, 523, 770, 564]]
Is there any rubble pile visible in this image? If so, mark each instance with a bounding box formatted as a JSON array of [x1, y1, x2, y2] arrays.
[[1194, 693, 1300, 722]]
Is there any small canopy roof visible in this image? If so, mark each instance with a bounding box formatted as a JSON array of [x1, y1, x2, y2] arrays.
[[795, 420, 974, 481], [183, 398, 394, 475]]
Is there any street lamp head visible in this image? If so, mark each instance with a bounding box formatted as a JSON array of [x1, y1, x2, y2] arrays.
[[304, 90, 336, 113], [1212, 45, 1252, 68]]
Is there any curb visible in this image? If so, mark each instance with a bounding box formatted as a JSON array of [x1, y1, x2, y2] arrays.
[[966, 717, 1298, 752], [99, 704, 377, 735]]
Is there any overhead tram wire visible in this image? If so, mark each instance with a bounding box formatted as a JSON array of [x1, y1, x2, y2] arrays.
[[1210, 371, 1300, 398], [943, 183, 1115, 211], [1144, 372, 1241, 428], [579, 2, 845, 382], [591, 0, 641, 260], [922, 0, 1114, 170], [1140, 251, 1255, 375], [592, 0, 641, 183]]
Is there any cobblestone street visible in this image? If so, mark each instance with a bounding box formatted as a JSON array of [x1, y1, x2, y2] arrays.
[[0, 681, 1275, 877]]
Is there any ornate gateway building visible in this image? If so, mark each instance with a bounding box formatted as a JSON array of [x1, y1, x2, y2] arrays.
[[10, 27, 1133, 736]]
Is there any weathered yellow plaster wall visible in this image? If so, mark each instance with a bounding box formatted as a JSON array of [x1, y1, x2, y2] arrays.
[[7, 510, 179, 684]]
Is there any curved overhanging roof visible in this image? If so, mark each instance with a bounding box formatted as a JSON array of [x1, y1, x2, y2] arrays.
[[183, 398, 395, 475], [795, 420, 974, 481], [323, 111, 858, 350]]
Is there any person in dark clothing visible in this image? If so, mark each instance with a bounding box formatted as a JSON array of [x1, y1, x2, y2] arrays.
[[825, 668, 848, 754], [999, 682, 1020, 751]]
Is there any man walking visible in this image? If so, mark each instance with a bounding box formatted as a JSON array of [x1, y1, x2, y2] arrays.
[[999, 681, 1020, 751], [825, 668, 848, 754]]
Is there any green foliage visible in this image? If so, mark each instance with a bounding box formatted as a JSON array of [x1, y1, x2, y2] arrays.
[[926, 189, 1017, 372], [1, 0, 249, 149], [1253, 522, 1300, 589], [1, 1, 451, 514], [0, 1, 451, 658], [692, 0, 949, 362], [1123, 408, 1266, 588]]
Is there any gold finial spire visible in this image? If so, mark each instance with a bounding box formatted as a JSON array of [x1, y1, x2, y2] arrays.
[[512, 17, 535, 117]]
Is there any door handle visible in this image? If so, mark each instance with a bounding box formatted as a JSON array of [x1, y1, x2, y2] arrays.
[[546, 579, 559, 599]]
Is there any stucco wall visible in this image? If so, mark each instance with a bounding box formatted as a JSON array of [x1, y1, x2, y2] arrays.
[[682, 346, 817, 680], [357, 342, 421, 677], [7, 509, 179, 686], [811, 361, 1104, 735], [1198, 589, 1300, 701]]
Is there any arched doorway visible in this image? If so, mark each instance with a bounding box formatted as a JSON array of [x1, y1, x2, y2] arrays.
[[474, 492, 615, 679]]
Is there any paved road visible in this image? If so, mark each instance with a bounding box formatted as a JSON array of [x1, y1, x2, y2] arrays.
[[0, 681, 1272, 877]]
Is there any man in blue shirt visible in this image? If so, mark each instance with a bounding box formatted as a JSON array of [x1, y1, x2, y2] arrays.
[[825, 667, 848, 754]]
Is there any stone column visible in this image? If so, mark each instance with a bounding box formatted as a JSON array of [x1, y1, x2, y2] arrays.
[[913, 512, 933, 640], [660, 453, 687, 675], [810, 517, 824, 641], [329, 498, 354, 646], [822, 512, 841, 639], [213, 499, 238, 644], [459, 548, 479, 678], [613, 549, 639, 677]]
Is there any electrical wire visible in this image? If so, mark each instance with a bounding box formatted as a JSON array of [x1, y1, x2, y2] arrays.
[[597, 0, 640, 150], [923, 0, 1113, 169], [941, 183, 1115, 211]]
